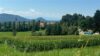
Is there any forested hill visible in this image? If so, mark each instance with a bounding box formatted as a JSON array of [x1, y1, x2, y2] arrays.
[[0, 13, 30, 22]]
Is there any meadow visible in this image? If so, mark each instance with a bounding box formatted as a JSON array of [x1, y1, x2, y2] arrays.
[[0, 32, 100, 56]]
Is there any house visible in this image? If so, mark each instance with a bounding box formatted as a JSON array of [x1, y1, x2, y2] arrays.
[[79, 31, 84, 35], [40, 22, 45, 28], [93, 32, 99, 35], [79, 29, 93, 35]]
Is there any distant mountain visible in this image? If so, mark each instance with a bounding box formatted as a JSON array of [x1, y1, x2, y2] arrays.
[[35, 17, 60, 22], [43, 17, 61, 21], [0, 13, 30, 22], [35, 17, 46, 22]]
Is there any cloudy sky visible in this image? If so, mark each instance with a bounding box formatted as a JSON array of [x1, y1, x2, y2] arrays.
[[0, 0, 100, 20]]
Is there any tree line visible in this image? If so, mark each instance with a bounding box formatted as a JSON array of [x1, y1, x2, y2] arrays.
[[46, 10, 100, 35], [0, 10, 100, 36]]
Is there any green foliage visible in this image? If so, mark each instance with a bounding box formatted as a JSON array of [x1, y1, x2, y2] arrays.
[[46, 23, 62, 35], [0, 44, 100, 56], [0, 35, 100, 52], [67, 26, 79, 35], [94, 10, 100, 32]]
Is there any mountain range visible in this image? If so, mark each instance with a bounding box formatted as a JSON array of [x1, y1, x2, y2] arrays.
[[0, 13, 30, 22], [0, 13, 59, 22]]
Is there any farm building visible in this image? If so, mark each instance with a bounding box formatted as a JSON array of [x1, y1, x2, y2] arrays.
[[79, 29, 100, 35], [79, 29, 93, 35]]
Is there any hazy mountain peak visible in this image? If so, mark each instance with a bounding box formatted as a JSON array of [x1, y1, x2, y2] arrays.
[[35, 17, 46, 22], [0, 13, 29, 22]]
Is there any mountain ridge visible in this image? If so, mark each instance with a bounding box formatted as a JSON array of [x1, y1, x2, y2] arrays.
[[0, 13, 60, 23], [0, 13, 30, 22]]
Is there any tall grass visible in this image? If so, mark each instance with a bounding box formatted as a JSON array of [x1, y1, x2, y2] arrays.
[[0, 32, 100, 56], [0, 34, 100, 52]]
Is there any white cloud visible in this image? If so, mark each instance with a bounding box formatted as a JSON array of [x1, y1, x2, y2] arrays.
[[0, 7, 41, 19], [0, 7, 5, 13]]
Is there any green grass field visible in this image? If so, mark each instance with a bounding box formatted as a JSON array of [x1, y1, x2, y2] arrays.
[[0, 32, 100, 56], [0, 44, 100, 56]]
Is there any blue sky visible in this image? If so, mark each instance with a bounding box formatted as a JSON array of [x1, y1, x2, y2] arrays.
[[0, 0, 100, 20]]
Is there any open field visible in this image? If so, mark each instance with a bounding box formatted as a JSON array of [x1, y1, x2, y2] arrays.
[[0, 32, 100, 56], [0, 44, 100, 56]]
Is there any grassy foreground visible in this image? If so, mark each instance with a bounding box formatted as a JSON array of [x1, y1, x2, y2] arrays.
[[0, 44, 100, 56], [0, 32, 100, 56]]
